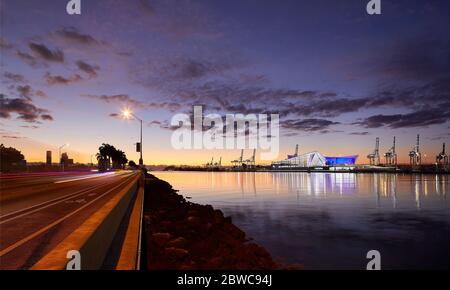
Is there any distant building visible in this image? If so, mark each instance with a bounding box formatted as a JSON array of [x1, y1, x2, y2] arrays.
[[272, 151, 358, 169], [46, 150, 52, 165], [60, 152, 74, 168]]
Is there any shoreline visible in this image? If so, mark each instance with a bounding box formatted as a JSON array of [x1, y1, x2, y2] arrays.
[[142, 172, 296, 270], [154, 168, 450, 175]]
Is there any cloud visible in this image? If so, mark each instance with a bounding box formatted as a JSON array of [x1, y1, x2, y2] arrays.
[[0, 37, 13, 49], [87, 94, 183, 113], [20, 125, 39, 129], [40, 114, 53, 121], [0, 93, 53, 123], [349, 132, 370, 136], [376, 38, 450, 80], [355, 108, 450, 129], [76, 60, 100, 77], [1, 135, 23, 139], [29, 42, 64, 62], [282, 119, 340, 132], [16, 85, 33, 99], [84, 94, 146, 109], [45, 73, 82, 85], [16, 50, 37, 67], [54, 27, 106, 46], [3, 72, 26, 83], [135, 56, 245, 91], [35, 90, 48, 98]]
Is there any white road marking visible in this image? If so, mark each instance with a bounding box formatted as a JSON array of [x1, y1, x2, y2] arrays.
[[0, 172, 133, 224], [0, 174, 137, 257], [54, 172, 117, 184]]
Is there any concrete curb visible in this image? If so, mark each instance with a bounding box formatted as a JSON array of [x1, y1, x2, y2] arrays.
[[32, 173, 140, 270]]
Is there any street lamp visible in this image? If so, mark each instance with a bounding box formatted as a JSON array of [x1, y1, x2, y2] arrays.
[[59, 143, 69, 171], [90, 154, 96, 167], [122, 109, 143, 166]]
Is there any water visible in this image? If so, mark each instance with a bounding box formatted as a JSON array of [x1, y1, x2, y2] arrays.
[[151, 171, 450, 269]]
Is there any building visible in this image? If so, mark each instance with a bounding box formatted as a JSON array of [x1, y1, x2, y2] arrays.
[[60, 152, 74, 168], [324, 156, 358, 166], [46, 150, 52, 165], [272, 151, 358, 169]]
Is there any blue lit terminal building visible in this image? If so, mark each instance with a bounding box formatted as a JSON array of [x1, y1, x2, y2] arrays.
[[271, 151, 358, 170], [324, 155, 358, 166]]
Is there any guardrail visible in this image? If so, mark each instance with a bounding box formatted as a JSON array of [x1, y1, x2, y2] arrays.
[[32, 173, 142, 270]]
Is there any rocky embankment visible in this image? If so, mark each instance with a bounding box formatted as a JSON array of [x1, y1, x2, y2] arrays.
[[143, 173, 279, 270]]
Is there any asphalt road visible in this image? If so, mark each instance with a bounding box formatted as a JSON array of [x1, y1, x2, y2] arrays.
[[0, 170, 139, 269]]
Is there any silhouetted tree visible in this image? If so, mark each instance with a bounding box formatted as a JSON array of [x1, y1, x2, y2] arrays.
[[128, 160, 137, 168], [115, 149, 128, 169], [96, 143, 128, 170], [0, 144, 26, 172]]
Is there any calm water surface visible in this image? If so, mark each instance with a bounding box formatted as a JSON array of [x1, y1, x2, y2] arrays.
[[152, 171, 450, 269]]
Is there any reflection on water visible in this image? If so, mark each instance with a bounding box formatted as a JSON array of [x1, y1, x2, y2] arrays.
[[152, 171, 450, 269]]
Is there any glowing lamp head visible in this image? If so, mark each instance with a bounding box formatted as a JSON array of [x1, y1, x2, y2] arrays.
[[122, 109, 132, 119]]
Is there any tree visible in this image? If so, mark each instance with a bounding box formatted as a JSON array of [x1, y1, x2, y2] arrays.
[[0, 144, 26, 172], [115, 149, 128, 169], [96, 143, 128, 170], [128, 160, 137, 168]]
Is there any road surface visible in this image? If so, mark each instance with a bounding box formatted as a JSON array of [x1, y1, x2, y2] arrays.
[[0, 170, 139, 269]]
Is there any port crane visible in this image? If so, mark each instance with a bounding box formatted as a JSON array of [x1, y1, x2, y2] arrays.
[[288, 144, 299, 159], [384, 137, 397, 166], [436, 143, 448, 166], [409, 134, 421, 166], [244, 149, 256, 168], [231, 149, 244, 167], [367, 137, 380, 165], [214, 157, 222, 167]]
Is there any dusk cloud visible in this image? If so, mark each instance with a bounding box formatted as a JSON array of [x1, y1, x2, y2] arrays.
[[0, 37, 13, 49], [76, 60, 100, 77], [0, 94, 53, 123], [355, 108, 450, 129], [3, 72, 26, 83], [54, 27, 106, 46], [84, 94, 146, 109], [282, 119, 340, 132], [29, 43, 64, 63], [16, 85, 33, 99], [45, 73, 82, 85], [16, 51, 37, 67]]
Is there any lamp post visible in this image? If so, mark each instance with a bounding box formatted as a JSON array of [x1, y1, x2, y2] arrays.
[[122, 109, 143, 166], [90, 154, 96, 167], [59, 143, 69, 171]]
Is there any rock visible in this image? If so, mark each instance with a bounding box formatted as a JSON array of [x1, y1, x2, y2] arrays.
[[164, 247, 189, 260], [152, 232, 171, 246], [144, 173, 280, 270], [187, 216, 200, 225], [166, 237, 188, 248]]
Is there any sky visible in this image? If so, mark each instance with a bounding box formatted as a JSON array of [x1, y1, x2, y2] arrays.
[[1, 0, 449, 165]]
